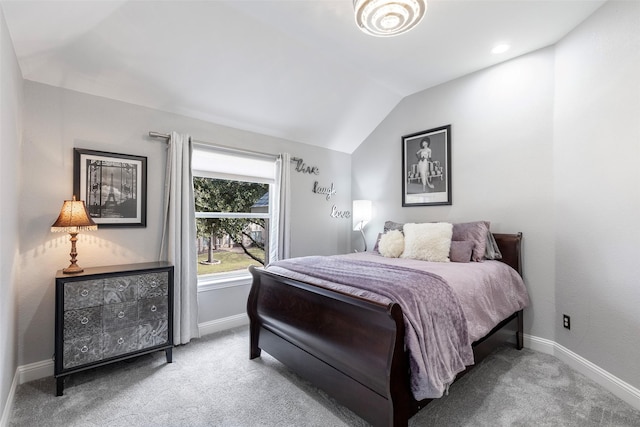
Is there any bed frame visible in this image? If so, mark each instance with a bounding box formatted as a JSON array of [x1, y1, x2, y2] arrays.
[[247, 233, 524, 427]]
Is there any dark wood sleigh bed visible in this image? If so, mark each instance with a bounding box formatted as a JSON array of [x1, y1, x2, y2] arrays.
[[247, 233, 525, 427]]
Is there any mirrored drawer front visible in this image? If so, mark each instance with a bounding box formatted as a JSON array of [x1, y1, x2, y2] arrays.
[[103, 277, 138, 304], [103, 301, 138, 331], [138, 320, 168, 349], [103, 327, 139, 359], [63, 334, 103, 369], [64, 307, 102, 339], [138, 296, 168, 321], [138, 273, 169, 299], [64, 280, 104, 310]]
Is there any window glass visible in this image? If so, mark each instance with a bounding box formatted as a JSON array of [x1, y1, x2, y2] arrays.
[[194, 176, 269, 277]]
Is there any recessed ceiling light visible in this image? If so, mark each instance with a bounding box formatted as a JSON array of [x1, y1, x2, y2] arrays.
[[491, 44, 510, 54]]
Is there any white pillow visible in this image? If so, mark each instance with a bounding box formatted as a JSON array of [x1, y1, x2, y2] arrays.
[[378, 230, 405, 258], [401, 222, 453, 262]]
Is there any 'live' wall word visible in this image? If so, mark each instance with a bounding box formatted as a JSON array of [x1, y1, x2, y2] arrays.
[[292, 157, 319, 175]]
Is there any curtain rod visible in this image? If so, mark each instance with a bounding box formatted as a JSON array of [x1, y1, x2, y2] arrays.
[[149, 131, 300, 162]]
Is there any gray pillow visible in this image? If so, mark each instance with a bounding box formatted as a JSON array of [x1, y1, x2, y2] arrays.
[[485, 232, 503, 260], [383, 220, 404, 233]]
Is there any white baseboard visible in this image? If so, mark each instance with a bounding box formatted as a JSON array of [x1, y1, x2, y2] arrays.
[[198, 313, 249, 337], [524, 334, 640, 411], [17, 359, 53, 385], [0, 371, 19, 427]]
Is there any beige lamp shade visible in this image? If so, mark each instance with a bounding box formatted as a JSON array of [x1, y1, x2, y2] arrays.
[[51, 196, 97, 274], [51, 196, 98, 233]]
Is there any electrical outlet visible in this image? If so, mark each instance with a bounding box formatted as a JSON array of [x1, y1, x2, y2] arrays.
[[563, 314, 571, 330]]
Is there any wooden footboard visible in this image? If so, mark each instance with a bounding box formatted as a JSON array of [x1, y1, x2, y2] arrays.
[[247, 233, 524, 427]]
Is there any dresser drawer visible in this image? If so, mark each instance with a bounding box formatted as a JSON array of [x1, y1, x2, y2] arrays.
[[103, 301, 138, 331], [63, 335, 103, 369], [138, 296, 168, 321], [138, 320, 169, 349], [64, 280, 104, 309], [103, 326, 139, 359], [103, 277, 138, 304], [63, 307, 102, 339], [138, 272, 169, 298]]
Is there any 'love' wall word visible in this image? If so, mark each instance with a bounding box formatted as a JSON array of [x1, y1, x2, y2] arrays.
[[330, 205, 351, 219]]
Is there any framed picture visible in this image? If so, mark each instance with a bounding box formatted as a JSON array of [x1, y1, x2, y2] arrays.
[[402, 125, 451, 207], [73, 148, 147, 227]]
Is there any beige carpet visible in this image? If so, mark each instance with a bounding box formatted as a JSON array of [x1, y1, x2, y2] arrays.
[[9, 326, 640, 426]]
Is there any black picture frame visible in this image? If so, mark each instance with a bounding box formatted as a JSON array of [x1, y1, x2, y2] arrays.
[[73, 148, 147, 227], [402, 125, 452, 207]]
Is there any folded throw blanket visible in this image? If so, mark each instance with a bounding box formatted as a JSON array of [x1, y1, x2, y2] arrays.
[[270, 256, 474, 400]]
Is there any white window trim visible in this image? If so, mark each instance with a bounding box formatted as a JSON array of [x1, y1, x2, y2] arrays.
[[195, 212, 269, 219], [197, 269, 254, 292]]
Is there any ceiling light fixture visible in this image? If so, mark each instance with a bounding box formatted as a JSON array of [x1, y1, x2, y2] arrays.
[[354, 0, 427, 37]]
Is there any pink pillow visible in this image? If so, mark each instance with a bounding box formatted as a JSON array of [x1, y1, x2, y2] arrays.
[[452, 221, 489, 261], [449, 240, 474, 263]]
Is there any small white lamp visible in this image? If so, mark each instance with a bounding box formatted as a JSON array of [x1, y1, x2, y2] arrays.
[[352, 200, 372, 251]]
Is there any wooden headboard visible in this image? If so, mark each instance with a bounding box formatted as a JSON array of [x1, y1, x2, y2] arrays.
[[492, 232, 523, 277]]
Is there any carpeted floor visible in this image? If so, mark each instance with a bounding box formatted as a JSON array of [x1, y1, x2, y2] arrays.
[[8, 326, 640, 426]]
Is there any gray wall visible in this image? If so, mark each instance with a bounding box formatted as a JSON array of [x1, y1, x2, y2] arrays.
[[553, 0, 640, 390], [18, 81, 351, 366], [0, 5, 22, 423], [352, 47, 557, 342], [352, 0, 640, 391]]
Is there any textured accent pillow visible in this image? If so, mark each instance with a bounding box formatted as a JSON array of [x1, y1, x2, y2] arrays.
[[378, 230, 405, 258], [449, 240, 474, 263], [452, 221, 489, 262], [484, 231, 503, 260], [383, 220, 404, 233], [401, 222, 452, 262]]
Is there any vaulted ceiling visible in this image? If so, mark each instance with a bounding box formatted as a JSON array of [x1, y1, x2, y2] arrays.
[[2, 0, 605, 153]]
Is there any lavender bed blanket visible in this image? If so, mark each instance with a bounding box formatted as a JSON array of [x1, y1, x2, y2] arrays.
[[269, 256, 474, 400]]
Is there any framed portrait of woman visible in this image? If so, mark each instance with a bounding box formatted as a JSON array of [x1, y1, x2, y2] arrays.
[[401, 125, 451, 207]]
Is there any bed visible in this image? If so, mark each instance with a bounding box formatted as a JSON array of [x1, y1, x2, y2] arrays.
[[247, 231, 528, 427]]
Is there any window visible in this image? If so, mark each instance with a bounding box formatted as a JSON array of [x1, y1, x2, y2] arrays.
[[191, 144, 276, 285]]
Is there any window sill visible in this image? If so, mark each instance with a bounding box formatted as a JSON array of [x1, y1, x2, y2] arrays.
[[197, 270, 255, 292]]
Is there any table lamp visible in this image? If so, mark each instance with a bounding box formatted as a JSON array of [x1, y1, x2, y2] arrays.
[[51, 195, 98, 274]]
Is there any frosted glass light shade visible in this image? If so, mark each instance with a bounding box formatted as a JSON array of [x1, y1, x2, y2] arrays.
[[354, 0, 426, 37], [352, 200, 372, 231]]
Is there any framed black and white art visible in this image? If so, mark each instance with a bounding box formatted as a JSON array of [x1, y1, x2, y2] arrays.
[[73, 148, 147, 227], [402, 125, 451, 207]]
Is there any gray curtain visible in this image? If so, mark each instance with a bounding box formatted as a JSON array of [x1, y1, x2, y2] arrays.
[[268, 153, 291, 262], [160, 131, 199, 344]]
